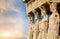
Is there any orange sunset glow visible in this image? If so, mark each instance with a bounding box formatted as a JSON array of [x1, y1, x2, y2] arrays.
[[0, 30, 23, 39]]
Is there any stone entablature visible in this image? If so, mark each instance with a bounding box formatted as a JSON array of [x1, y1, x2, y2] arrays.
[[23, 0, 60, 14]]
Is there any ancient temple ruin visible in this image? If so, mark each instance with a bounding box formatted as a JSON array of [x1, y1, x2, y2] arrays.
[[23, 0, 60, 39]]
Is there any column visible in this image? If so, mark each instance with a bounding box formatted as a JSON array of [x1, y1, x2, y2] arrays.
[[47, 2, 59, 39], [33, 10, 40, 39], [38, 6, 48, 39], [27, 13, 34, 39]]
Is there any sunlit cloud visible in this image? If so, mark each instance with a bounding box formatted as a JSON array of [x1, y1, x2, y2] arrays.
[[0, 0, 27, 38]]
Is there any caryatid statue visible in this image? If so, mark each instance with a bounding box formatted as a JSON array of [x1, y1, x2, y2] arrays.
[[38, 6, 48, 39], [47, 2, 59, 39], [27, 12, 34, 39], [33, 10, 40, 39]]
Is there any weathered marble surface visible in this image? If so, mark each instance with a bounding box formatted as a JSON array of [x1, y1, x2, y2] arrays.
[[23, 0, 60, 39]]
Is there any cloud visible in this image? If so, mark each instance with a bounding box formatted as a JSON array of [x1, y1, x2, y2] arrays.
[[0, 0, 28, 38], [0, 0, 24, 13]]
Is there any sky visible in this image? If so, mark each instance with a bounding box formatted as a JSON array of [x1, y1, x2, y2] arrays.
[[0, 0, 29, 39]]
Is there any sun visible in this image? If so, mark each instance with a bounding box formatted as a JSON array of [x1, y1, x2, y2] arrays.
[[1, 31, 12, 37], [0, 30, 22, 38]]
